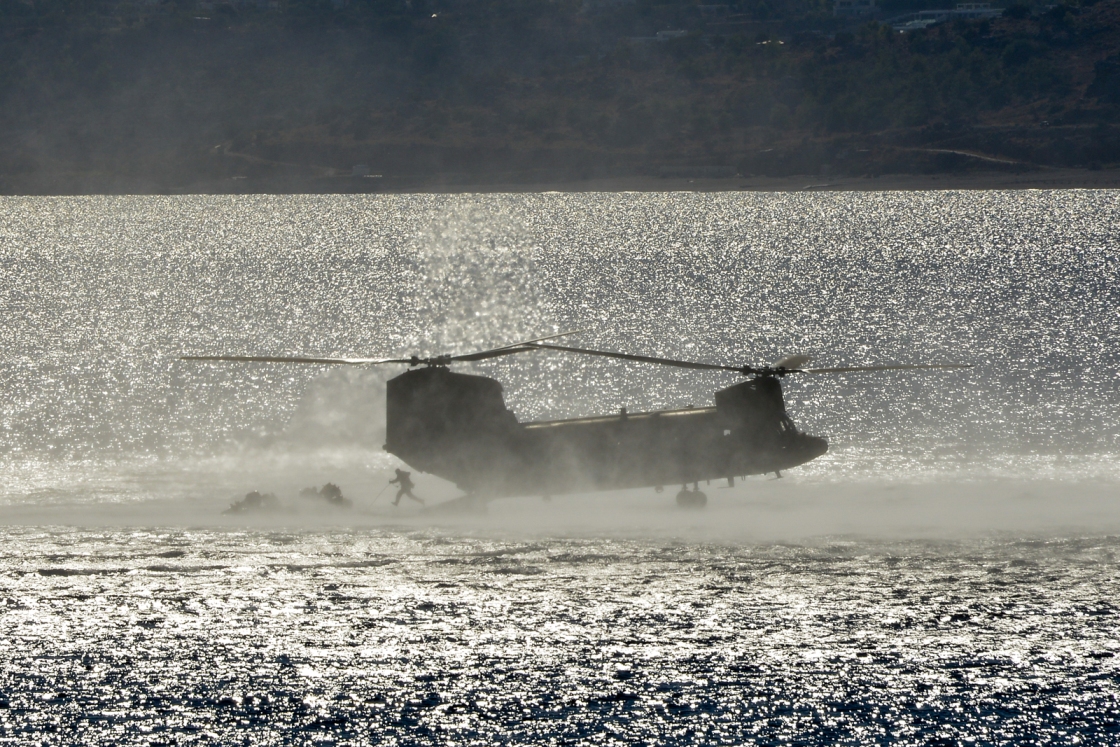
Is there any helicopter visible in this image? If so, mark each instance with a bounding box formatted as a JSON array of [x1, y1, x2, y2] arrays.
[[183, 332, 970, 509]]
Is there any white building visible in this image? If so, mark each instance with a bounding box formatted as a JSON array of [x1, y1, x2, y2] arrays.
[[890, 3, 1002, 31]]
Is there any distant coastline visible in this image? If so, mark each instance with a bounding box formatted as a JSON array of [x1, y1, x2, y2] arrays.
[[3, 167, 1118, 196]]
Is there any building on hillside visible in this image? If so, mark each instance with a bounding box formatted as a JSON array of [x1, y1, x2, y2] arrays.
[[890, 3, 1001, 31], [953, 3, 998, 17], [834, 0, 877, 17]]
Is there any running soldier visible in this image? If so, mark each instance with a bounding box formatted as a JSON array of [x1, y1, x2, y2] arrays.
[[388, 469, 423, 506]]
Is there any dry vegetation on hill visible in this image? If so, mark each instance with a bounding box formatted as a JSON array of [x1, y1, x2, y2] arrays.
[[1, 0, 1118, 192]]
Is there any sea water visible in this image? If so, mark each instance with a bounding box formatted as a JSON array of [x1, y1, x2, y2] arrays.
[[0, 192, 1118, 744]]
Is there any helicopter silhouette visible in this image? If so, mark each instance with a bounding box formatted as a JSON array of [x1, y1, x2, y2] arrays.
[[183, 332, 969, 509]]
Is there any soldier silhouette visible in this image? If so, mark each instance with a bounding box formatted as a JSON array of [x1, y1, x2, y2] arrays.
[[388, 469, 423, 506]]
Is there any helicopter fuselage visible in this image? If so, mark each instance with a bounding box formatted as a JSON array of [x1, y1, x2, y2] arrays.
[[383, 367, 827, 498]]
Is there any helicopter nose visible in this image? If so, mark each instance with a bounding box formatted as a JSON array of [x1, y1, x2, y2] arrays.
[[802, 434, 828, 460]]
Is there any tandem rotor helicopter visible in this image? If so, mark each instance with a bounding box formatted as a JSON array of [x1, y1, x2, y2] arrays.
[[183, 332, 970, 509]]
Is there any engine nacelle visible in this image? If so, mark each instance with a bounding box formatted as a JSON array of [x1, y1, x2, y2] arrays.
[[384, 367, 520, 487], [714, 376, 797, 441]]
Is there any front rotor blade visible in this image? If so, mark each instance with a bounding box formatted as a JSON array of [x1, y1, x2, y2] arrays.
[[181, 355, 412, 365], [529, 343, 744, 373], [801, 363, 973, 374], [772, 353, 812, 369]]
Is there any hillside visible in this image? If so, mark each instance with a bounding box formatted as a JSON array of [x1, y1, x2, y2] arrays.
[[1, 0, 1118, 193]]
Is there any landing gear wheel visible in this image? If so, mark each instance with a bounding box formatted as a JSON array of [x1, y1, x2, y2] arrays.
[[676, 489, 707, 509]]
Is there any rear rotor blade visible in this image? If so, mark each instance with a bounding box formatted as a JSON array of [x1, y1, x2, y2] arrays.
[[801, 363, 973, 374], [183, 330, 587, 368], [528, 343, 744, 373], [450, 347, 541, 363], [181, 355, 412, 365], [450, 329, 586, 362]]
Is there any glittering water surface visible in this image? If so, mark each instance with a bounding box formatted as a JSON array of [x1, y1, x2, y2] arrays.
[[1, 192, 1119, 743], [2, 529, 1118, 745]]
